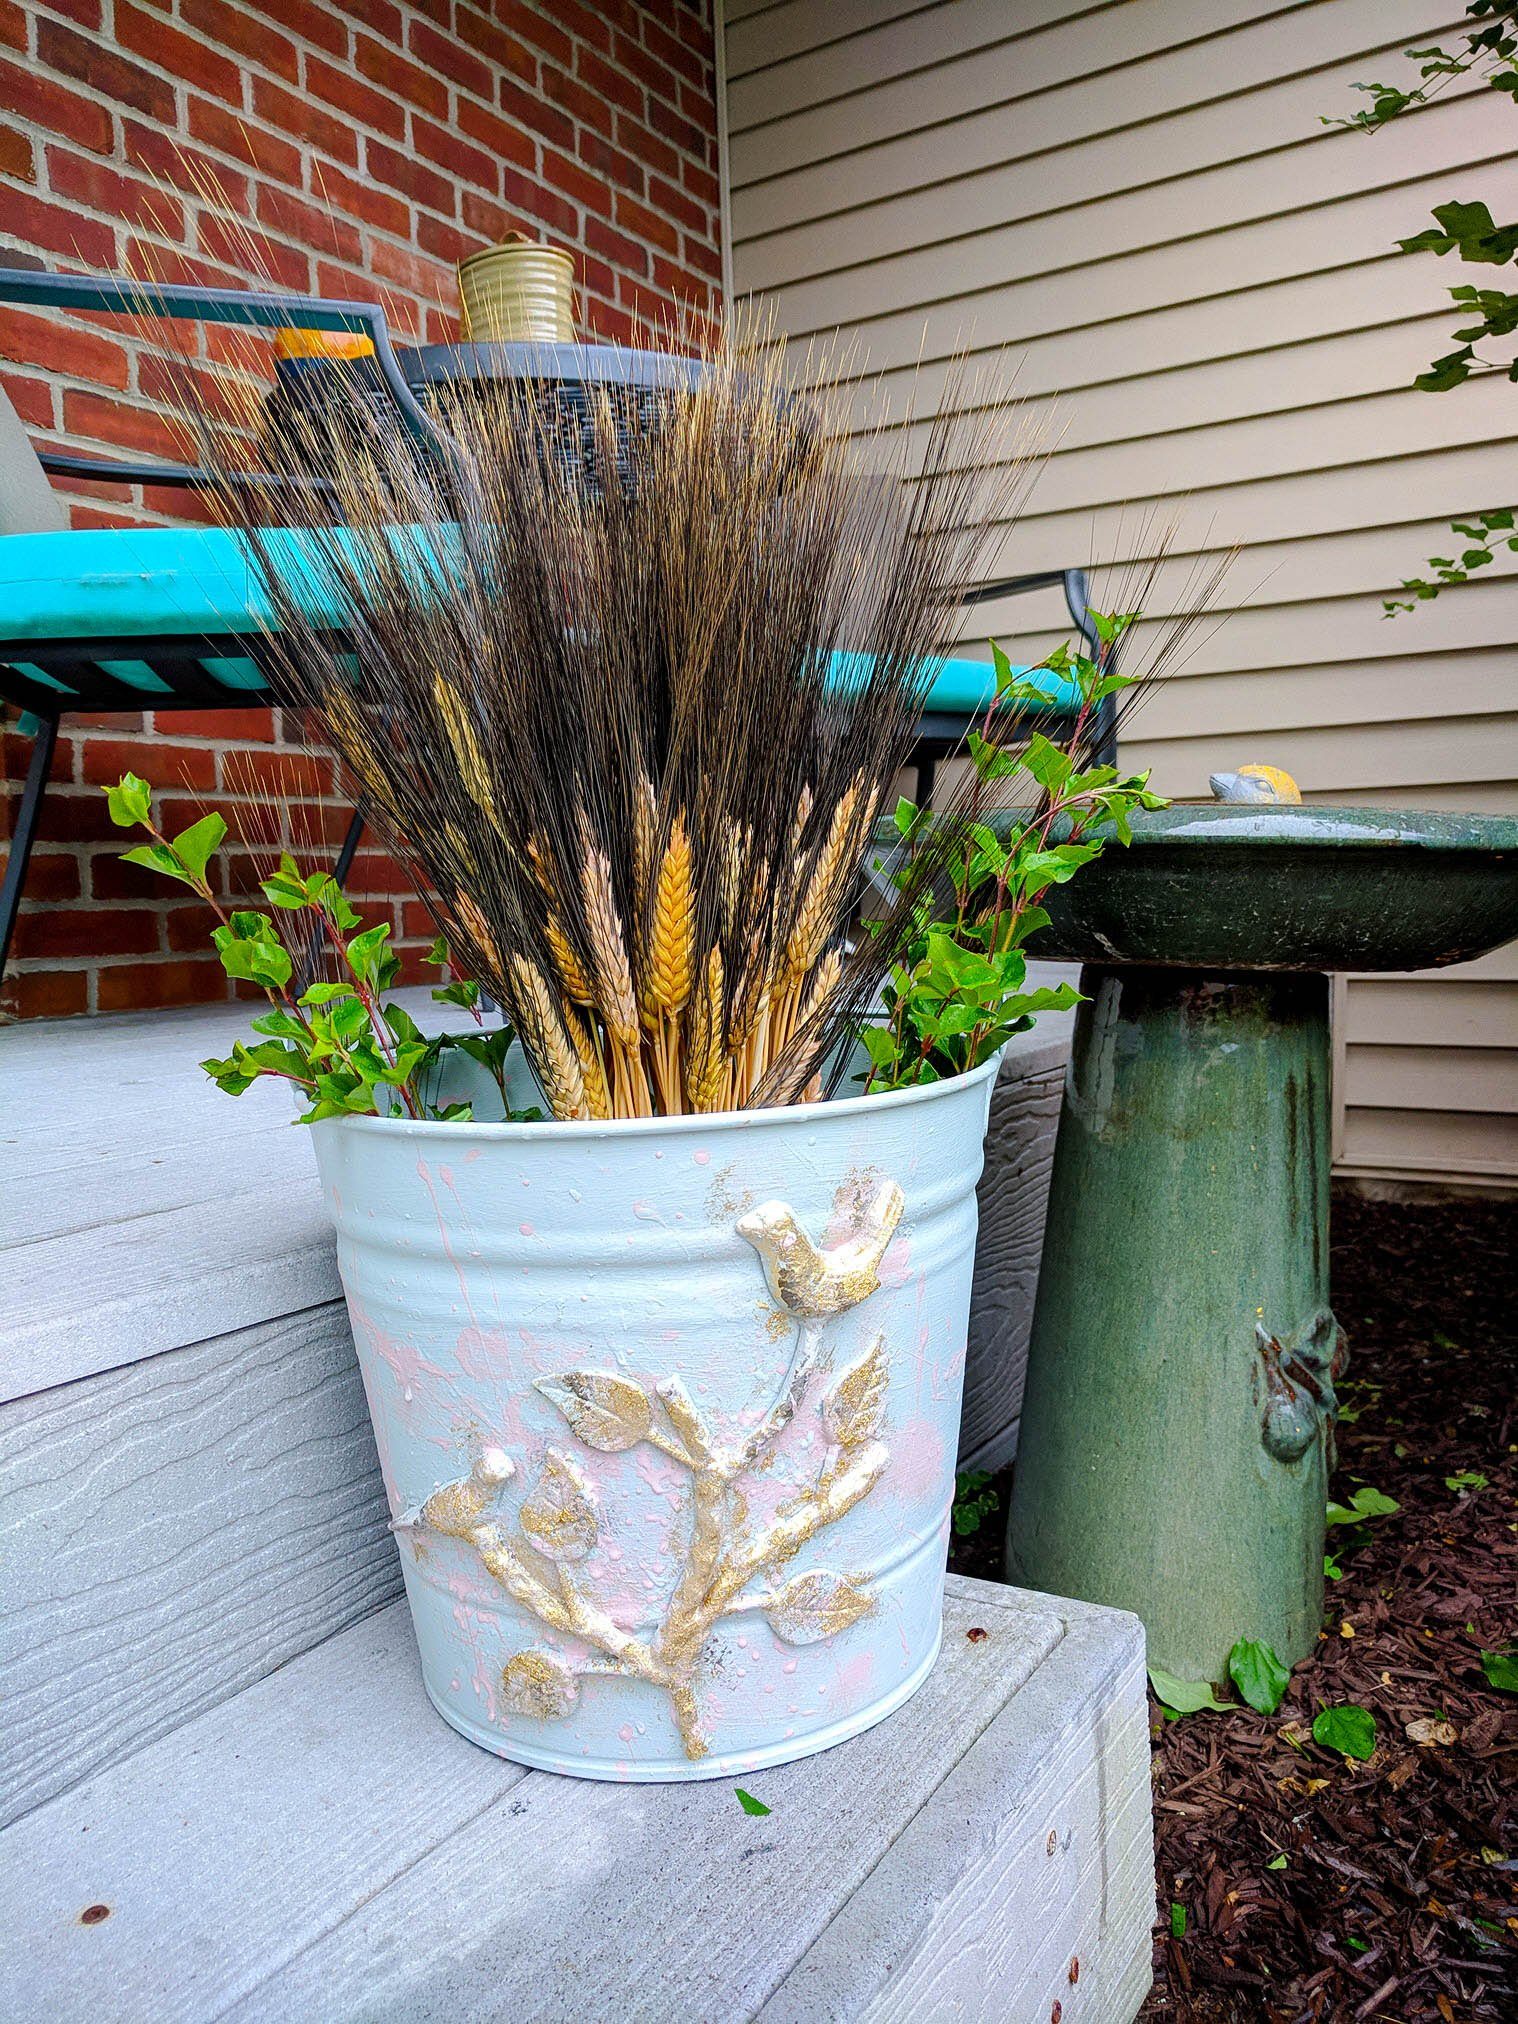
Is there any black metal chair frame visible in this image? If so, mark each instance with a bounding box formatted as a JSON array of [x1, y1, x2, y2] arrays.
[[0, 267, 1115, 978]]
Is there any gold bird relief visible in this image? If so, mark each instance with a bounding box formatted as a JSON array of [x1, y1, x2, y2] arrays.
[[737, 1178, 905, 1320]]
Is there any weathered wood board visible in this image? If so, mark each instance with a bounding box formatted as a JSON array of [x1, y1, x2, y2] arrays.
[[962, 1006, 1073, 1472], [0, 1577, 1152, 2023], [0, 1302, 401, 1829]]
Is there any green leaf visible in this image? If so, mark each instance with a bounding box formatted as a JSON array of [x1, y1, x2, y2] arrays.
[[1326, 1485, 1398, 1526], [1169, 1903, 1186, 1939], [1227, 1639, 1290, 1716], [1324, 1551, 1343, 1581], [1265, 1854, 1288, 1872], [299, 981, 359, 1007], [104, 772, 152, 828], [1311, 1704, 1376, 1760], [120, 841, 197, 888], [734, 1787, 771, 1817], [344, 921, 394, 986], [1444, 1470, 1488, 1491], [169, 812, 226, 884], [1148, 1667, 1237, 1716], [1480, 1647, 1518, 1693]]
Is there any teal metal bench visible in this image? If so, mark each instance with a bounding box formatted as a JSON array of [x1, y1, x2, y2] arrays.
[[0, 267, 1109, 977]]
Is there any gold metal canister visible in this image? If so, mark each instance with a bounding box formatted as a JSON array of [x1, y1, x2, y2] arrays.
[[457, 235, 577, 343]]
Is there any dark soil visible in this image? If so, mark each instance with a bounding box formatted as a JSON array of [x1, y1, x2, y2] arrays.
[[948, 1190, 1517, 2022]]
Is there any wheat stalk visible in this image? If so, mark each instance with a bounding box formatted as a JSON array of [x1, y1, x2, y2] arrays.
[[507, 958, 589, 1121]]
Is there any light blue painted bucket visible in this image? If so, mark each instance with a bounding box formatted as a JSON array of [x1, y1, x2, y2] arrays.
[[312, 1048, 999, 1781]]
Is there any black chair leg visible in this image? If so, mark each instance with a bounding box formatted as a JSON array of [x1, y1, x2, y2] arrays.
[[0, 708, 60, 980], [333, 805, 365, 886]]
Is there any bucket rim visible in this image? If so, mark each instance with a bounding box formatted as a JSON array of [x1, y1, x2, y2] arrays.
[[311, 1042, 1002, 1147]]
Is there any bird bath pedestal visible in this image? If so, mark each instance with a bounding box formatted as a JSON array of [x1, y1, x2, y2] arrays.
[[1006, 806, 1518, 1684]]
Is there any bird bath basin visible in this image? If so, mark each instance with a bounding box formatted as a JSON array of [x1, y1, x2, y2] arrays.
[[1005, 805, 1518, 1684]]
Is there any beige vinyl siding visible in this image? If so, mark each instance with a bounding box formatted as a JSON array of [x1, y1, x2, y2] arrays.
[[725, 0, 1518, 1187]]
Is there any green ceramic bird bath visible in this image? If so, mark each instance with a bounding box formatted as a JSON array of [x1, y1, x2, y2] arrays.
[[1004, 805, 1518, 1685]]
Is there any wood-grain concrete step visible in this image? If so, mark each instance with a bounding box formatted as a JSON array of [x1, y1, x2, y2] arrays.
[[0, 1576, 1153, 2024]]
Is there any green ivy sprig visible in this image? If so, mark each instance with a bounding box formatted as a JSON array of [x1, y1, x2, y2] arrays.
[[862, 616, 1165, 1092], [103, 772, 532, 1125]]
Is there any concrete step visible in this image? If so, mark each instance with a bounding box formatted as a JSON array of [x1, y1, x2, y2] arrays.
[[0, 1576, 1153, 2024]]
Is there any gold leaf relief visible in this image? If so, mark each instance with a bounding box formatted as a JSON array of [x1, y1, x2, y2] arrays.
[[501, 1648, 580, 1721], [764, 1569, 874, 1645], [823, 1334, 889, 1450], [518, 1449, 599, 1562], [535, 1370, 652, 1453]]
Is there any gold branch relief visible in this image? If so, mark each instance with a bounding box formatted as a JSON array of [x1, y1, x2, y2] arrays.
[[409, 1178, 904, 1760]]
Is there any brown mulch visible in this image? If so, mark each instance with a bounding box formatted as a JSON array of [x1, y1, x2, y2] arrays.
[[949, 1189, 1517, 2022]]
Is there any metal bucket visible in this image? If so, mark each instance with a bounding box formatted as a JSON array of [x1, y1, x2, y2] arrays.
[[311, 1050, 998, 1781], [458, 236, 576, 343]]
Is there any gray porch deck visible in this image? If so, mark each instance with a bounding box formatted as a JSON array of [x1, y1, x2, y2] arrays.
[[0, 991, 1149, 2022]]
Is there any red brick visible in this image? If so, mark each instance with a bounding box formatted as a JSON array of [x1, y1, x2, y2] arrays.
[[366, 139, 454, 217], [37, 18, 177, 123], [78, 733, 219, 792], [48, 0, 105, 24], [499, 73, 572, 151], [683, 232, 722, 280], [0, 306, 130, 390], [196, 213, 311, 293], [535, 0, 612, 56], [1, 967, 89, 1018], [256, 183, 364, 267], [114, 0, 247, 105], [13, 851, 82, 902], [182, 0, 300, 81], [97, 956, 224, 1009], [585, 216, 649, 278], [305, 53, 408, 141], [0, 121, 35, 181], [201, 92, 313, 179], [416, 211, 474, 267], [46, 148, 187, 243], [365, 234, 452, 303], [329, 0, 402, 39], [152, 706, 277, 741], [271, 0, 351, 57], [0, 58, 113, 155], [122, 121, 250, 212], [612, 29, 679, 111], [575, 128, 643, 199], [0, 0, 24, 50], [499, 169, 576, 244], [249, 76, 359, 167], [411, 114, 497, 191], [0, 191, 117, 269], [646, 92, 707, 159], [541, 146, 613, 219], [408, 18, 493, 100], [457, 4, 546, 79], [13, 904, 161, 959], [642, 12, 709, 92], [616, 109, 679, 183], [0, 370, 55, 429], [89, 847, 180, 900], [355, 31, 449, 118], [456, 95, 537, 174], [459, 187, 511, 243], [540, 63, 613, 138], [307, 160, 410, 239], [229, 747, 335, 796], [615, 189, 678, 257], [684, 159, 723, 217], [576, 44, 643, 120], [647, 171, 707, 237]]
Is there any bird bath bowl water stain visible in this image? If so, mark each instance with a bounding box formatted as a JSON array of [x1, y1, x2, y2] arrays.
[[1006, 806, 1518, 1683]]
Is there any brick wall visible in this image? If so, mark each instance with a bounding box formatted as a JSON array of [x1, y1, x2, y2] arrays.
[[0, 0, 722, 1020]]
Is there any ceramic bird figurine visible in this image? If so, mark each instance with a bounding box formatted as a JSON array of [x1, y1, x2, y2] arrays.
[[1209, 763, 1302, 804], [737, 1179, 905, 1320]]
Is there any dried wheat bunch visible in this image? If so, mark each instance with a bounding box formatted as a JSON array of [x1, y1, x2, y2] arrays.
[[188, 320, 1046, 1119]]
